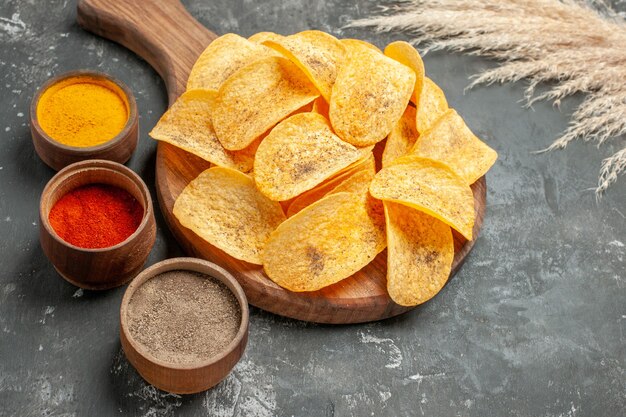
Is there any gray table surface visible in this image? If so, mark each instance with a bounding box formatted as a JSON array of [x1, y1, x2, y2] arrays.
[[1, 1, 624, 416]]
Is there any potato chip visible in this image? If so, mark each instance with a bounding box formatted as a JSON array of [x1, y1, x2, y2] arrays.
[[284, 172, 353, 217], [212, 56, 320, 151], [295, 101, 315, 113], [254, 113, 365, 200], [286, 156, 376, 216], [416, 77, 448, 134], [173, 167, 286, 264], [330, 41, 415, 146], [262, 192, 386, 292], [340, 38, 381, 53], [372, 139, 386, 172], [186, 33, 279, 91], [149, 90, 254, 172], [249, 31, 283, 44], [264, 30, 345, 102], [382, 105, 418, 168], [279, 197, 296, 215], [384, 201, 454, 306], [285, 172, 358, 217], [369, 155, 475, 240], [318, 151, 375, 187], [312, 97, 330, 119], [384, 41, 425, 105], [326, 165, 374, 195], [411, 109, 497, 184], [337, 147, 375, 174]]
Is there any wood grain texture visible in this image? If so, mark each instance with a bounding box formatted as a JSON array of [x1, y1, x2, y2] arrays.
[[77, 0, 216, 103], [77, 0, 487, 323]]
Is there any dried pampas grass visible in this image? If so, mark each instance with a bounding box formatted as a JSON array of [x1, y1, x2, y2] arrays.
[[348, 0, 626, 196]]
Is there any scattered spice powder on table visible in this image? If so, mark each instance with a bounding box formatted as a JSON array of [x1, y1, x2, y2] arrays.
[[36, 75, 129, 147], [127, 270, 241, 365], [48, 183, 143, 249]]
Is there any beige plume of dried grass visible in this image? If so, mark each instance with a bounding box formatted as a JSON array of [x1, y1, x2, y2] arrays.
[[348, 0, 626, 197]]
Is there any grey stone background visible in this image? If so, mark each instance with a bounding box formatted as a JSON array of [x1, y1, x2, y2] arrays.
[[0, 0, 624, 416]]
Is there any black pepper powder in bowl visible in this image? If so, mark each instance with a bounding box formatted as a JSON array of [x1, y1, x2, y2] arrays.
[[120, 258, 249, 394], [127, 270, 242, 366]]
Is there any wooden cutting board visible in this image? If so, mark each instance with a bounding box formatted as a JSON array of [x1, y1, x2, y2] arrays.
[[77, 0, 486, 323]]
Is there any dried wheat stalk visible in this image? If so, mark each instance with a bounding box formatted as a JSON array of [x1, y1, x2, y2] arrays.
[[348, 0, 626, 196]]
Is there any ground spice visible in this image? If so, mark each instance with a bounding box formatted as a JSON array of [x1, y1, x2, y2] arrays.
[[48, 183, 143, 249], [37, 75, 129, 147], [127, 270, 241, 365]]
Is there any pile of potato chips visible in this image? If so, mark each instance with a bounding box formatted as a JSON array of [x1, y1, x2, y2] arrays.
[[150, 31, 497, 307]]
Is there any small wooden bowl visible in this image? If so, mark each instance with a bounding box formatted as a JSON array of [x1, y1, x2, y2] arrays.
[[30, 70, 138, 171], [120, 258, 249, 394], [39, 159, 156, 290]]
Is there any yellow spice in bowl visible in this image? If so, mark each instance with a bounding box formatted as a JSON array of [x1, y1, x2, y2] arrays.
[[36, 75, 129, 147]]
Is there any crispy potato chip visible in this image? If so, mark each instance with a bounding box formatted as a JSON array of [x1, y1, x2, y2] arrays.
[[249, 31, 283, 44], [286, 156, 376, 216], [279, 197, 297, 214], [285, 170, 365, 217], [149, 90, 254, 172], [254, 113, 365, 200], [337, 147, 375, 174], [330, 41, 415, 146], [285, 170, 355, 217], [369, 155, 475, 240], [294, 100, 315, 114], [372, 138, 386, 172], [265, 100, 315, 123], [212, 56, 320, 151], [173, 167, 286, 264], [262, 192, 386, 291], [382, 105, 418, 168], [312, 97, 330, 119], [187, 33, 279, 91], [327, 164, 375, 195], [320, 151, 375, 186], [340, 38, 381, 53], [384, 41, 425, 105], [384, 201, 454, 306], [416, 77, 448, 134], [411, 109, 497, 184], [264, 30, 345, 102]]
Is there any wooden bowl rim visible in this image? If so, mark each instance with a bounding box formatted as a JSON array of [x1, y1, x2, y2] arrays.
[[39, 159, 154, 253], [30, 69, 138, 154], [120, 257, 250, 371]]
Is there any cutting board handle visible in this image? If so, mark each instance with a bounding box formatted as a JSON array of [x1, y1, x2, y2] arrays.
[[77, 0, 216, 103]]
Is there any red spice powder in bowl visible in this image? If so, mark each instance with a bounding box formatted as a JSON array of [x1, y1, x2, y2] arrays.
[[39, 160, 156, 290], [48, 183, 143, 249]]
